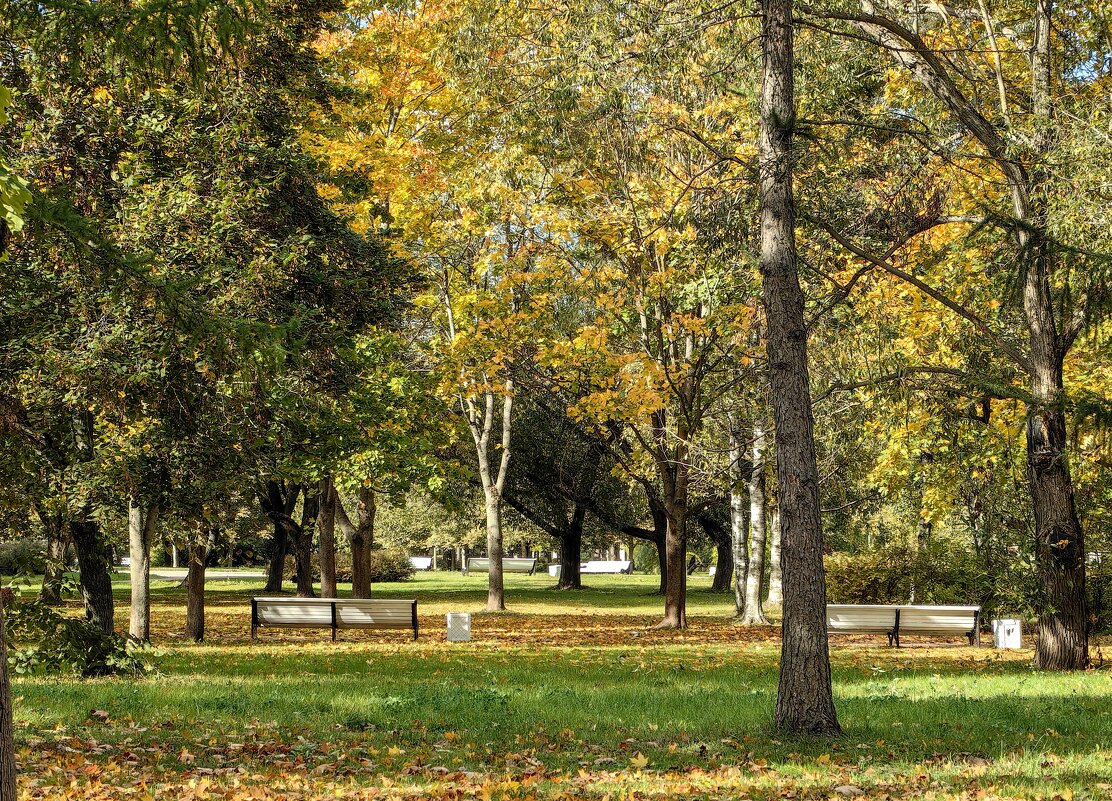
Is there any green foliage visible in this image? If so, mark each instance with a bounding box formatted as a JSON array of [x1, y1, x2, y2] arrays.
[[825, 542, 992, 607], [0, 539, 47, 576], [288, 546, 416, 584], [5, 599, 155, 677]]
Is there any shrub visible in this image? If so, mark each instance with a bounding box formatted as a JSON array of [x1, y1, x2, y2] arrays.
[[0, 539, 47, 576], [5, 599, 154, 677], [825, 542, 991, 607], [287, 547, 415, 584]]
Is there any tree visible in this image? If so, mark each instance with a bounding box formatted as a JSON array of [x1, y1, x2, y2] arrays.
[[760, 0, 840, 735], [813, 0, 1111, 669]]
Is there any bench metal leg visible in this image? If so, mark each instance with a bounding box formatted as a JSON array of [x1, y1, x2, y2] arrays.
[[251, 599, 258, 640], [331, 601, 338, 643]]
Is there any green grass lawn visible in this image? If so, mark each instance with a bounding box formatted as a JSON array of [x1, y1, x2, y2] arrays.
[[10, 571, 1112, 799]]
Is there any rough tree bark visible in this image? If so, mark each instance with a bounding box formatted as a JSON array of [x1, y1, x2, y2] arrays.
[[318, 477, 338, 598], [712, 531, 733, 592], [70, 515, 114, 635], [127, 498, 159, 643], [39, 510, 68, 605], [294, 484, 319, 598], [557, 504, 586, 590], [0, 596, 15, 799], [260, 480, 301, 593], [350, 486, 376, 599], [185, 529, 216, 643], [760, 0, 840, 734], [741, 424, 771, 624]]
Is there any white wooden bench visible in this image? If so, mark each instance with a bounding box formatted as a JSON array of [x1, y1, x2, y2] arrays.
[[581, 560, 633, 574], [251, 597, 418, 641], [463, 557, 537, 575], [827, 604, 980, 647], [409, 556, 433, 571]]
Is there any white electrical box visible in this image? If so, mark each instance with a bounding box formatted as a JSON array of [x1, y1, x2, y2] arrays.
[[446, 612, 471, 642], [992, 618, 1022, 649]]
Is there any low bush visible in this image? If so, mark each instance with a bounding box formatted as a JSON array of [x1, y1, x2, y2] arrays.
[[5, 598, 155, 677], [825, 542, 992, 607], [287, 547, 415, 584], [0, 539, 48, 576]]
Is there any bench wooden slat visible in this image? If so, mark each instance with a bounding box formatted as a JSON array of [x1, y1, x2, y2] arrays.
[[251, 597, 418, 641], [463, 558, 536, 575]]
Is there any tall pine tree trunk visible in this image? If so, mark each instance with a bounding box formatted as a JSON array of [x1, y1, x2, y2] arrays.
[[318, 478, 338, 598], [70, 516, 114, 635], [760, 0, 839, 734], [128, 498, 159, 643]]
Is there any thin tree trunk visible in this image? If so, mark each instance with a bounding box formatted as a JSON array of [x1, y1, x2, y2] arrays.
[[350, 486, 376, 599], [40, 513, 68, 605], [729, 423, 751, 616], [484, 488, 506, 610], [557, 504, 585, 589], [70, 516, 114, 635], [185, 529, 215, 643], [658, 499, 688, 628], [128, 498, 159, 643], [0, 597, 15, 799], [767, 506, 783, 607], [760, 0, 839, 734], [712, 535, 733, 592], [741, 425, 770, 625], [260, 481, 300, 594], [318, 477, 337, 598], [294, 484, 319, 597]]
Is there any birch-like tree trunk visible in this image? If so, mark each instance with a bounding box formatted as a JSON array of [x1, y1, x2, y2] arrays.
[[127, 498, 159, 643], [767, 506, 783, 607], [741, 424, 770, 625], [760, 0, 839, 734], [729, 421, 750, 616], [466, 384, 513, 612]]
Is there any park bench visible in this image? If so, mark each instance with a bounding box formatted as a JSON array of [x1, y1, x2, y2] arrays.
[[463, 557, 537, 575], [250, 597, 418, 641], [580, 560, 633, 574], [826, 604, 981, 647], [409, 556, 433, 571]]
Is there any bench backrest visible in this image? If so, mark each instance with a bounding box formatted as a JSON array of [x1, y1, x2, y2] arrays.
[[255, 597, 334, 627], [409, 556, 433, 571], [581, 560, 632, 574], [827, 604, 898, 634], [465, 557, 536, 574], [335, 599, 416, 630], [253, 597, 416, 630], [898, 605, 979, 633]]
